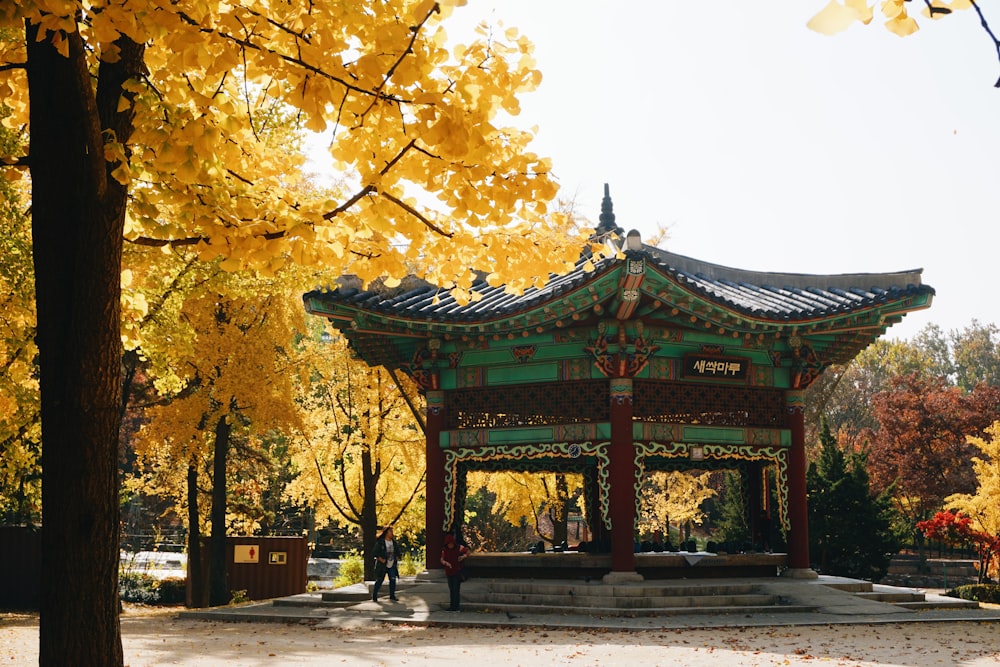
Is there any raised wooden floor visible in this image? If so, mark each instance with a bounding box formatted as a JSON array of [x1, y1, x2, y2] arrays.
[[464, 551, 787, 580]]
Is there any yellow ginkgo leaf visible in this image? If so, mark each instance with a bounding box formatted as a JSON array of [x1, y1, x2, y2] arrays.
[[880, 0, 905, 20], [807, 1, 861, 35], [885, 13, 919, 37], [844, 0, 875, 24]]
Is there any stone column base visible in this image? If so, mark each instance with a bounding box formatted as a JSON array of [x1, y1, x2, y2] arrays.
[[602, 571, 645, 584], [781, 567, 819, 579]]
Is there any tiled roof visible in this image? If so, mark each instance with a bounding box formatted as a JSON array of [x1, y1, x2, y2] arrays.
[[304, 244, 933, 327], [643, 246, 933, 323], [307, 254, 606, 323]]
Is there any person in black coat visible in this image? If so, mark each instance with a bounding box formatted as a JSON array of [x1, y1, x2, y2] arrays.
[[372, 525, 400, 602]]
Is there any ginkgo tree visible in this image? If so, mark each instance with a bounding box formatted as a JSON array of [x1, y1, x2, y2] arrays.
[[937, 421, 1000, 581], [638, 471, 717, 543], [128, 263, 310, 606], [1, 1, 593, 662], [286, 327, 426, 580], [466, 471, 584, 547], [0, 126, 38, 525]]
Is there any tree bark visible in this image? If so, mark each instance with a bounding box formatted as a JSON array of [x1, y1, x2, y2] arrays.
[[361, 446, 378, 580], [187, 464, 206, 608], [209, 415, 231, 606], [28, 22, 142, 666]]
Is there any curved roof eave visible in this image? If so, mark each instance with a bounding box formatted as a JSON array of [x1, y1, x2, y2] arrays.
[[303, 245, 934, 333]]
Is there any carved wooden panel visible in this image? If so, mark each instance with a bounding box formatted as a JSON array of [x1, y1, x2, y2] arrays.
[[633, 379, 785, 428], [446, 380, 610, 430]]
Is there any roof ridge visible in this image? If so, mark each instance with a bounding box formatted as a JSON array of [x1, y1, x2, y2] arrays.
[[644, 245, 924, 291]]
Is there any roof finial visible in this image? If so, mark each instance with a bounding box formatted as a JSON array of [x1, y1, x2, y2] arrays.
[[599, 183, 615, 229], [594, 183, 624, 242]]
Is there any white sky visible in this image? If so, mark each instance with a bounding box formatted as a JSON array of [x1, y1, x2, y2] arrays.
[[441, 1, 1000, 341]]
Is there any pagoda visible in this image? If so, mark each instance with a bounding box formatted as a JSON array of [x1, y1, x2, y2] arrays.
[[303, 186, 933, 579]]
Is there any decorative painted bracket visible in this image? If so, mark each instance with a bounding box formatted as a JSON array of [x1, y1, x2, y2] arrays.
[[586, 321, 660, 378]]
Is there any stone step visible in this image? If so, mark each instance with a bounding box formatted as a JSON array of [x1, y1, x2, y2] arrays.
[[893, 598, 980, 611], [855, 591, 924, 603], [481, 581, 759, 598], [466, 591, 778, 609], [818, 580, 874, 594], [457, 601, 819, 618], [274, 595, 355, 609]]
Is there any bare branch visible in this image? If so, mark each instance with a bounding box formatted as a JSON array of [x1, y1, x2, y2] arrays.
[[969, 1, 1000, 86]]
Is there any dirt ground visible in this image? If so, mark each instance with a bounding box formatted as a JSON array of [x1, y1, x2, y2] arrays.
[[3, 607, 1000, 666]]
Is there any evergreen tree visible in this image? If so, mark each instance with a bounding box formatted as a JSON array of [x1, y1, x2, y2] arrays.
[[807, 418, 899, 581], [714, 470, 751, 548]]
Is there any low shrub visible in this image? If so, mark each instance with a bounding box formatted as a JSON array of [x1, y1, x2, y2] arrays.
[[333, 550, 365, 588], [946, 584, 1000, 604], [331, 548, 425, 588], [120, 572, 159, 604], [399, 551, 425, 577], [155, 577, 187, 604], [120, 573, 187, 605]]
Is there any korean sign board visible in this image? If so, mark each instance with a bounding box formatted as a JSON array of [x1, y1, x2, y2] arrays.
[[682, 354, 749, 381]]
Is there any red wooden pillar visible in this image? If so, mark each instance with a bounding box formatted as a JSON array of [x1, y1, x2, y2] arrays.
[[608, 378, 637, 575], [425, 389, 446, 571], [785, 390, 815, 576]]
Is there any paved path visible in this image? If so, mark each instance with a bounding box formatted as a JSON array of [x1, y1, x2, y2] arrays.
[[6, 580, 1000, 666], [178, 575, 1000, 631]]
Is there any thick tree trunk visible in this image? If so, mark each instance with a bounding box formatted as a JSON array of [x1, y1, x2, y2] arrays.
[[187, 464, 207, 608], [361, 447, 378, 580], [28, 22, 142, 667], [209, 415, 231, 606]]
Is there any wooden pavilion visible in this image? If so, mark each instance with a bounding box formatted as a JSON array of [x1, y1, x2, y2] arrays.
[[303, 186, 934, 580]]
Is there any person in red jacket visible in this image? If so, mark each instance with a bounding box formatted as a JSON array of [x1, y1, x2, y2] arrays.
[[439, 531, 470, 611]]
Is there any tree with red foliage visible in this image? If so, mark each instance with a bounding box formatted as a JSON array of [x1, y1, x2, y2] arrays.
[[864, 374, 1000, 525], [917, 510, 999, 584]]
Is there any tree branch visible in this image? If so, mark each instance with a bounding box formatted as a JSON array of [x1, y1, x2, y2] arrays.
[[969, 1, 1000, 87], [174, 11, 411, 106], [357, 4, 440, 120], [311, 451, 357, 524], [380, 190, 453, 238]]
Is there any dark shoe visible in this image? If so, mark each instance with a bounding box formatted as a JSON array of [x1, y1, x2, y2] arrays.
[[372, 595, 378, 602], [389, 596, 399, 602]]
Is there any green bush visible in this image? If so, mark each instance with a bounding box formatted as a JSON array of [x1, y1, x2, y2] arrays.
[[155, 577, 187, 604], [333, 550, 365, 588], [399, 551, 424, 576], [331, 548, 425, 588], [120, 572, 159, 604], [946, 584, 1000, 604], [120, 573, 187, 605]]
